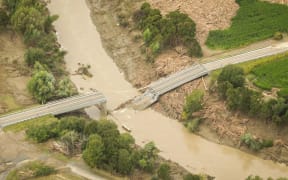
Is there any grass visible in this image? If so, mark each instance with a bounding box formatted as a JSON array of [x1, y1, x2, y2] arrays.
[[238, 52, 288, 74], [251, 56, 288, 90], [206, 0, 288, 49], [0, 95, 22, 112], [3, 115, 58, 132], [6, 161, 56, 180]]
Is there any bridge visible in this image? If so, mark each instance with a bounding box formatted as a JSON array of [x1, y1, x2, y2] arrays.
[[0, 92, 106, 127], [132, 42, 288, 109], [132, 64, 208, 109]]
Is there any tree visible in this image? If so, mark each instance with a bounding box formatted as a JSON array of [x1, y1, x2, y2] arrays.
[[84, 121, 98, 136], [218, 65, 245, 88], [11, 6, 44, 34], [117, 149, 133, 175], [28, 70, 55, 104], [97, 120, 120, 168], [118, 133, 135, 150], [157, 163, 171, 180], [56, 78, 75, 98], [83, 134, 105, 168]]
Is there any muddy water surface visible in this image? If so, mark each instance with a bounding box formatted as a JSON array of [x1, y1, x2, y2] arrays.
[[48, 0, 288, 179]]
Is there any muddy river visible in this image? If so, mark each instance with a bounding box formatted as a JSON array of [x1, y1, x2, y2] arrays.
[[48, 0, 288, 179]]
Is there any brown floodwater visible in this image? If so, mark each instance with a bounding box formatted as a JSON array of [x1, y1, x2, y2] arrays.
[[48, 0, 288, 179]]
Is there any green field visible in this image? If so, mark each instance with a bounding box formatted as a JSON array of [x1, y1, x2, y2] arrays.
[[251, 57, 288, 90], [206, 0, 288, 49]]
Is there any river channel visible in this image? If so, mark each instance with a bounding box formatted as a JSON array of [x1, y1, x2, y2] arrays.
[[48, 0, 288, 179]]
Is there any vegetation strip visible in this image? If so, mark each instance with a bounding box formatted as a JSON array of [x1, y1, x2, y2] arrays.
[[2, 0, 76, 104]]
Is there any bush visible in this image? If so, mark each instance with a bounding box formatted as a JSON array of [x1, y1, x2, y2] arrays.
[[273, 32, 283, 40], [6, 161, 56, 180], [25, 47, 46, 66], [182, 90, 204, 120], [261, 139, 273, 148], [187, 118, 202, 133], [0, 9, 9, 27], [183, 173, 201, 180], [58, 116, 86, 133], [218, 65, 245, 88], [26, 121, 59, 142], [33, 163, 56, 177], [241, 133, 263, 151], [157, 163, 171, 180]]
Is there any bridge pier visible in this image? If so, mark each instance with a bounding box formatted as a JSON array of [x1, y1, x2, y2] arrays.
[[96, 102, 107, 118]]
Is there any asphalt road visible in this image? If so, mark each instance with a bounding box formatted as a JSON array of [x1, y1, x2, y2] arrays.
[[0, 92, 106, 127], [203, 42, 288, 71]]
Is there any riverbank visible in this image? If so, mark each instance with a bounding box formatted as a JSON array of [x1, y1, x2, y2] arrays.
[[86, 0, 288, 176]]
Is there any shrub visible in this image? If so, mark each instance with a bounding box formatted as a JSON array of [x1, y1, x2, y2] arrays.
[[6, 161, 56, 180], [182, 90, 204, 120], [58, 116, 86, 133], [25, 47, 46, 66], [26, 121, 59, 142], [261, 139, 273, 148], [218, 65, 245, 88], [183, 173, 201, 180], [241, 133, 274, 151], [273, 32, 283, 40], [187, 118, 202, 133], [157, 163, 171, 180], [0, 9, 9, 27]]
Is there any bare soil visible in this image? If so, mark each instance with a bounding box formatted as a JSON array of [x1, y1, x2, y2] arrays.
[[87, 0, 288, 167], [0, 30, 34, 113]]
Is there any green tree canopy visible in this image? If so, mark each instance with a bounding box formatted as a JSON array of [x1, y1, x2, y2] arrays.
[[56, 78, 75, 98], [83, 134, 105, 168], [11, 6, 44, 34], [28, 70, 55, 103], [218, 65, 245, 88], [117, 149, 133, 175]]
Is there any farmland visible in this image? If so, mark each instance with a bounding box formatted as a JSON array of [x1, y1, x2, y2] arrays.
[[206, 0, 288, 49], [251, 56, 288, 90]]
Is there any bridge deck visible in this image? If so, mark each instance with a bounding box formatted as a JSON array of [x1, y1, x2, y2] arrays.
[[0, 92, 106, 127], [132, 64, 208, 109]]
